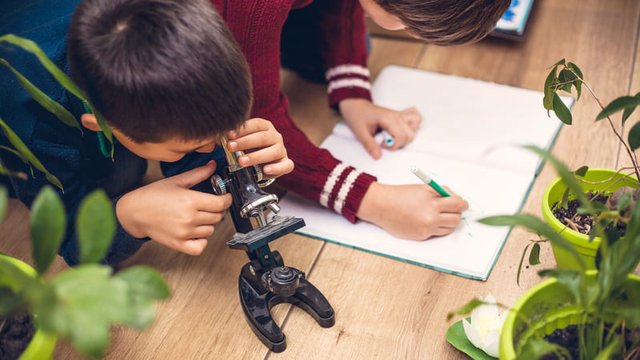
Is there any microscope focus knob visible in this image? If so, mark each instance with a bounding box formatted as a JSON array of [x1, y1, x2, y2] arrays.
[[264, 266, 301, 297], [268, 202, 281, 214], [210, 175, 228, 195]]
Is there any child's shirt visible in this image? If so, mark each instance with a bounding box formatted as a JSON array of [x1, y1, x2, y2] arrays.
[[213, 0, 378, 223], [0, 0, 226, 265]]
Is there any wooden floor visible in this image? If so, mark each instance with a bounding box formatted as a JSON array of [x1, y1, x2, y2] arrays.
[[1, 0, 640, 358]]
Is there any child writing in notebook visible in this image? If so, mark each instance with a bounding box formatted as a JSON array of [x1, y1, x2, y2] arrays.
[[0, 0, 293, 265], [210, 0, 510, 240]]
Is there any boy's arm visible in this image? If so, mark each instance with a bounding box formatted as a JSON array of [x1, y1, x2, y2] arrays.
[[221, 1, 375, 222], [1, 138, 149, 266], [315, 0, 372, 108]]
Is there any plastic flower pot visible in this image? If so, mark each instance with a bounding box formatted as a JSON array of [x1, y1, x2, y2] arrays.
[[499, 271, 640, 359], [541, 168, 638, 270], [0, 254, 57, 360]]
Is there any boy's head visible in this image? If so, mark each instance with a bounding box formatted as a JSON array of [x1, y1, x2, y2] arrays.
[[361, 0, 511, 45], [68, 0, 251, 161]]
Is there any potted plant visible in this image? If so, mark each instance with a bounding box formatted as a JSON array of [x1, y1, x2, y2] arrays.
[[521, 59, 640, 271], [0, 183, 171, 359], [484, 149, 640, 359], [448, 149, 640, 359], [1, 34, 170, 359], [446, 61, 640, 359]]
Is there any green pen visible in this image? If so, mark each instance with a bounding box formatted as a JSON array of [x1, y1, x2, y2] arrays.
[[410, 166, 451, 197]]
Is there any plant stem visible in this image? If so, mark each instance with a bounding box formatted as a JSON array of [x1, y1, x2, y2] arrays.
[[569, 71, 640, 180]]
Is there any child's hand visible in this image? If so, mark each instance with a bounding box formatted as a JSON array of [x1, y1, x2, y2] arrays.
[[226, 118, 294, 178], [357, 182, 469, 240], [116, 161, 232, 256], [339, 98, 422, 160]]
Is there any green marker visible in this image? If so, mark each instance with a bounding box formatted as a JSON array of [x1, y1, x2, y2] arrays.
[[410, 166, 450, 197]]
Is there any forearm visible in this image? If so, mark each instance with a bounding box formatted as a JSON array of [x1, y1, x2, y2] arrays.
[[263, 102, 376, 222], [60, 195, 150, 266]]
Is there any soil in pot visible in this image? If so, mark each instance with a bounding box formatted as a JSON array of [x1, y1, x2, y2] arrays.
[[540, 324, 640, 360], [0, 314, 35, 360], [552, 193, 626, 237]]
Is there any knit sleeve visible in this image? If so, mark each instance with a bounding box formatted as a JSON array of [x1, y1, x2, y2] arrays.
[[221, 1, 376, 222], [316, 0, 372, 108]]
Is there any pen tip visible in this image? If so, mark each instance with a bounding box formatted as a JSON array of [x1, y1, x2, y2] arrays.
[[410, 166, 418, 173]]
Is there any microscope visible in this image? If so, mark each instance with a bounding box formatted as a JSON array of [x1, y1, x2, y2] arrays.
[[210, 138, 335, 353]]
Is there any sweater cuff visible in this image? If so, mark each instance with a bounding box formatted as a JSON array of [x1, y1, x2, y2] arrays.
[[325, 64, 373, 109], [318, 163, 376, 223], [103, 222, 151, 265]]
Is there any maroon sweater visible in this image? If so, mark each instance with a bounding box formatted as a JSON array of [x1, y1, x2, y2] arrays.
[[212, 0, 377, 222]]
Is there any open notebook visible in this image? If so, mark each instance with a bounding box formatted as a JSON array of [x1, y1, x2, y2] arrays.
[[279, 65, 572, 280]]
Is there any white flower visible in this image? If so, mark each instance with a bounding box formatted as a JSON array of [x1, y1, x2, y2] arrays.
[[462, 294, 505, 358]]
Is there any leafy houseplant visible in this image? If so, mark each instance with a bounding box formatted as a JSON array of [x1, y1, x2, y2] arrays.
[[447, 60, 640, 359], [519, 59, 640, 271], [0, 34, 170, 358], [449, 149, 640, 359], [479, 149, 640, 359], [0, 185, 171, 359]]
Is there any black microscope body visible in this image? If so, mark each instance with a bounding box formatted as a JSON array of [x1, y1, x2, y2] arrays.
[[211, 144, 335, 353]]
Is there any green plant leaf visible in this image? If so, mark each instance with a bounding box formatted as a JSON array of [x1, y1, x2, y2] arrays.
[[0, 186, 7, 224], [538, 269, 584, 304], [606, 304, 640, 328], [518, 336, 569, 359], [566, 62, 583, 78], [115, 266, 170, 329], [523, 145, 592, 208], [621, 92, 640, 124], [116, 266, 170, 301], [480, 213, 586, 270], [0, 287, 24, 315], [552, 93, 573, 125], [30, 186, 66, 274], [594, 337, 620, 360], [0, 257, 37, 294], [0, 59, 81, 131], [0, 34, 88, 100], [627, 121, 640, 151], [0, 34, 114, 157], [557, 68, 576, 93], [574, 165, 589, 177], [543, 69, 557, 113], [616, 192, 632, 212], [550, 58, 566, 68], [560, 188, 571, 209], [566, 62, 583, 99], [39, 264, 130, 358], [596, 96, 640, 121], [76, 190, 116, 264], [1, 145, 29, 166], [446, 319, 496, 360], [0, 118, 63, 190], [447, 298, 484, 321], [528, 243, 541, 265]]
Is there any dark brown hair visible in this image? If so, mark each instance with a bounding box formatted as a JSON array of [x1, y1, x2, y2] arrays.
[[68, 0, 251, 143], [376, 0, 511, 45]]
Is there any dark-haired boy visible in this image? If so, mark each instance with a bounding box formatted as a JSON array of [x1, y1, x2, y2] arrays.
[[212, 0, 509, 240], [0, 0, 293, 265]]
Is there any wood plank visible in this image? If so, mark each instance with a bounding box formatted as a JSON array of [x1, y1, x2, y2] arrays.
[[273, 1, 640, 359]]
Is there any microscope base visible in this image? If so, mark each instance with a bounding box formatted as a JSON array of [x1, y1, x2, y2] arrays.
[[238, 262, 335, 353]]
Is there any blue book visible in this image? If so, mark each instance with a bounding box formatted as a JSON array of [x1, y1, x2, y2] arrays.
[[493, 0, 535, 39]]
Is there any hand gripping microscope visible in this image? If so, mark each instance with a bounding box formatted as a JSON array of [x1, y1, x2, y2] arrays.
[[210, 138, 335, 352]]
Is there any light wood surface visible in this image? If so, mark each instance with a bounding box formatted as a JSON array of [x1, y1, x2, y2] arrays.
[[0, 0, 639, 359]]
